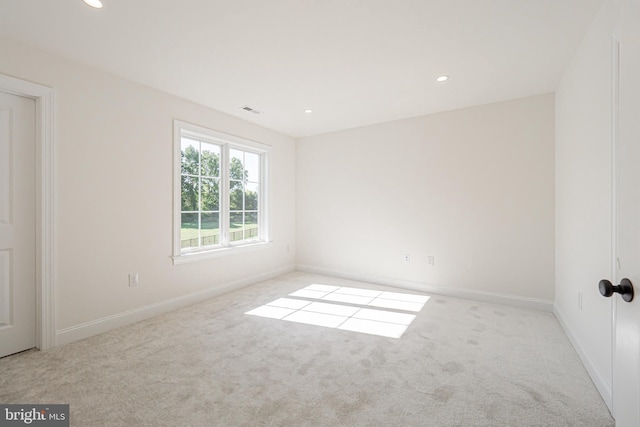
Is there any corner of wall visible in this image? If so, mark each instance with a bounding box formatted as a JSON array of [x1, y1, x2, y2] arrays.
[[553, 303, 612, 411]]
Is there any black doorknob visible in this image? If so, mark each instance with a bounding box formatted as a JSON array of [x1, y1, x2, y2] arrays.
[[599, 278, 634, 302]]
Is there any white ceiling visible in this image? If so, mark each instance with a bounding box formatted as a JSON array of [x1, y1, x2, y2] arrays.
[[0, 0, 603, 138]]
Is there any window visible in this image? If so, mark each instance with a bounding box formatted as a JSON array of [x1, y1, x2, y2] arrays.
[[173, 120, 270, 263]]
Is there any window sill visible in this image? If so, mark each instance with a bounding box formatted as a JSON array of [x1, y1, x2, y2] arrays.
[[172, 241, 272, 265]]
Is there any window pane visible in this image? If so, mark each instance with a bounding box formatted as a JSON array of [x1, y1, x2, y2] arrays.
[[200, 143, 220, 177], [181, 213, 199, 249], [181, 138, 199, 175], [245, 152, 260, 182], [245, 182, 258, 210], [230, 212, 244, 242], [201, 213, 220, 246], [230, 149, 245, 181], [181, 175, 198, 211], [230, 178, 243, 192], [201, 178, 219, 211], [230, 185, 243, 211], [245, 212, 258, 240]]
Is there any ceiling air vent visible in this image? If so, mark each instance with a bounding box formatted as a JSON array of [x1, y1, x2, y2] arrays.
[[241, 105, 261, 115]]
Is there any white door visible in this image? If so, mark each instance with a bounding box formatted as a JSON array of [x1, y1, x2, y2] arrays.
[[0, 91, 36, 358], [613, 0, 640, 424]]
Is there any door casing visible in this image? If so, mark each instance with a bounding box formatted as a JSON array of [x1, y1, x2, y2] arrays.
[[0, 74, 55, 350]]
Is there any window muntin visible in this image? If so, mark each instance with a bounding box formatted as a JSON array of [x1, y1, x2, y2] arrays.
[[174, 121, 269, 259]]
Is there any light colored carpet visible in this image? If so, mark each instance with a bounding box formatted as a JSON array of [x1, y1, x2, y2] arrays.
[[0, 272, 613, 426]]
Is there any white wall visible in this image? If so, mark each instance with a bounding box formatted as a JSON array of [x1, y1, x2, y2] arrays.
[[0, 38, 296, 341], [296, 94, 555, 305], [554, 0, 619, 409]]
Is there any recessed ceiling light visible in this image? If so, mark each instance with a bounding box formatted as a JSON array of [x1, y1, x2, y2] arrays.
[[83, 0, 103, 9], [304, 109, 313, 114], [436, 75, 449, 82]]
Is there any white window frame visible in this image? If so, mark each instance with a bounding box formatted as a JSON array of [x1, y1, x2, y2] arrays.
[[172, 120, 271, 264]]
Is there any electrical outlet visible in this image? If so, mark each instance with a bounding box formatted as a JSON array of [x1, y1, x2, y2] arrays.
[[129, 273, 139, 287], [427, 256, 435, 266], [402, 254, 411, 263]]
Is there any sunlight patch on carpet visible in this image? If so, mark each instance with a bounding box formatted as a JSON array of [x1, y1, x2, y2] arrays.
[[245, 285, 429, 338]]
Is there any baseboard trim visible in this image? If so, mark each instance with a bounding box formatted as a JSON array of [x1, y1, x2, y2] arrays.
[[55, 264, 295, 347], [553, 304, 612, 412], [296, 264, 553, 312]]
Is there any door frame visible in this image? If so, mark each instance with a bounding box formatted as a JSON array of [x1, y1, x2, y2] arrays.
[[0, 73, 55, 350]]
